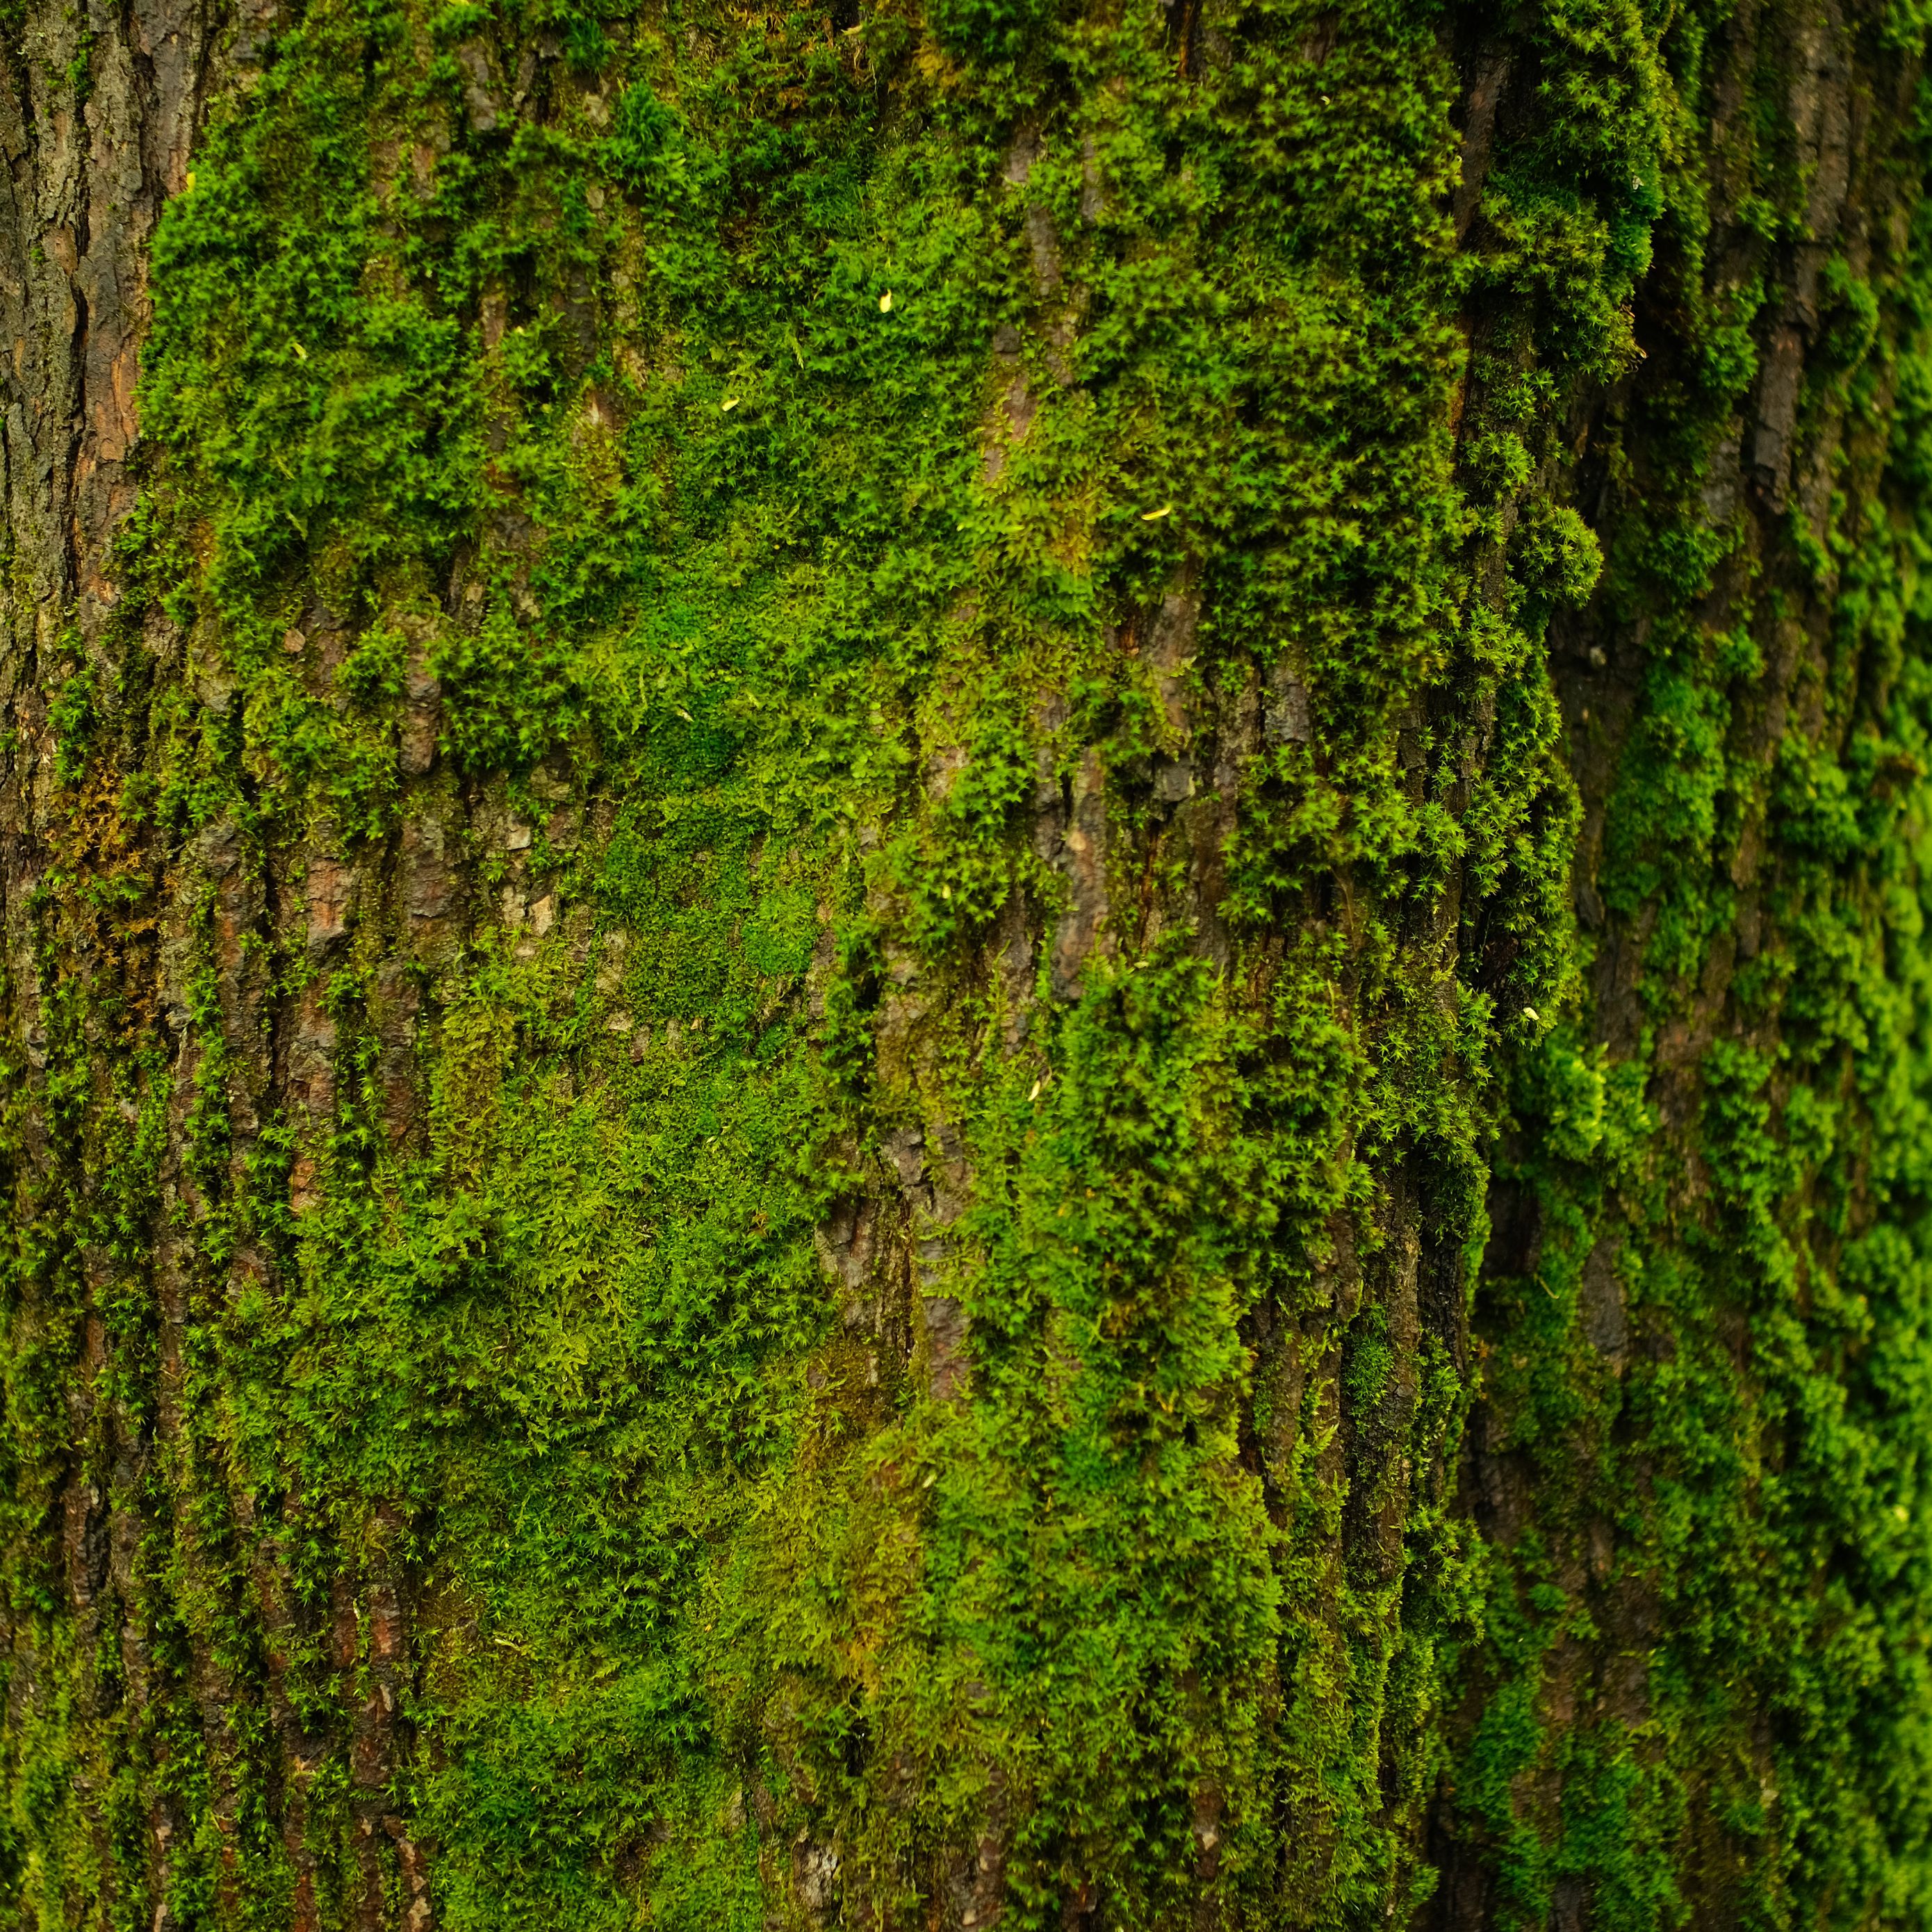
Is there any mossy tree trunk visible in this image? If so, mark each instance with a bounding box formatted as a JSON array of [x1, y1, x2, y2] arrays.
[[5, 0, 1932, 1926]]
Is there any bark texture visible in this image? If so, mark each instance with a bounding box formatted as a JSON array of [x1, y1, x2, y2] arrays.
[[3, 0, 1932, 1927]]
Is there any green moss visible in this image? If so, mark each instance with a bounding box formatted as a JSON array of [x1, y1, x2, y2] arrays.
[[1439, 6, 1932, 1928], [10, 0, 1932, 1925]]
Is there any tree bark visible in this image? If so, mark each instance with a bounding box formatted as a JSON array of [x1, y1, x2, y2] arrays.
[[4, 0, 1932, 1927]]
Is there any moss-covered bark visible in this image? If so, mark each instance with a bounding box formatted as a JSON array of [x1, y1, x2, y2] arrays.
[[4, 0, 1932, 1925]]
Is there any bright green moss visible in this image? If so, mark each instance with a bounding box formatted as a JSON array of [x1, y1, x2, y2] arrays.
[[28, 0, 1491, 1910]]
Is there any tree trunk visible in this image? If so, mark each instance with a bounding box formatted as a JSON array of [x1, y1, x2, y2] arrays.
[[5, 0, 1932, 1925]]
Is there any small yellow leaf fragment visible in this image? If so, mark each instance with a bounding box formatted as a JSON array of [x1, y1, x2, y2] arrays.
[[291, 341, 308, 362], [1140, 502, 1173, 521], [879, 290, 894, 313], [721, 396, 739, 411], [1028, 1078, 1042, 1101], [1523, 1006, 1540, 1023], [676, 707, 693, 722]]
